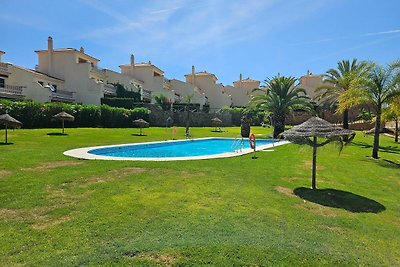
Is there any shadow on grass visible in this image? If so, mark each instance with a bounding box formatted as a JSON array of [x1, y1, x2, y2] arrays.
[[0, 142, 14, 145], [211, 130, 224, 133], [352, 141, 400, 154], [47, 133, 68, 136], [131, 134, 147, 136], [375, 159, 400, 169], [293, 187, 386, 213]]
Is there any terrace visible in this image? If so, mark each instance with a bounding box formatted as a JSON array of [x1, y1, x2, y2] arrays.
[[0, 84, 25, 99], [50, 90, 75, 103]]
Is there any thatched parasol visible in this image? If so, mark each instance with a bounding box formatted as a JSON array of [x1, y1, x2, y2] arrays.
[[211, 117, 223, 131], [0, 114, 22, 144], [53, 111, 75, 134], [133, 119, 149, 136], [280, 117, 355, 189]]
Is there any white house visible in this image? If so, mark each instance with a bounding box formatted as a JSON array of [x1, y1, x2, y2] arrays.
[[119, 55, 174, 103], [184, 66, 232, 111], [35, 37, 105, 105]]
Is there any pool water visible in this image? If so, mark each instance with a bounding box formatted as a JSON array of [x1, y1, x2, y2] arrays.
[[89, 138, 275, 158]]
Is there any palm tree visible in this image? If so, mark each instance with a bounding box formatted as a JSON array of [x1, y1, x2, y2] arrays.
[[249, 75, 313, 138], [383, 96, 400, 143], [316, 59, 369, 129], [338, 61, 400, 158]]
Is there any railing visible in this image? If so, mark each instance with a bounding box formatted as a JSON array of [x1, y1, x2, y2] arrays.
[[141, 89, 152, 100], [90, 65, 106, 76], [0, 84, 25, 98], [104, 84, 117, 96], [0, 62, 9, 73], [50, 90, 75, 103]]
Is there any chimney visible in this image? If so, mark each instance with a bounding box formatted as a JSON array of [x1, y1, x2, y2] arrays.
[[130, 54, 134, 66], [48, 36, 53, 51], [48, 36, 53, 76], [240, 73, 242, 81], [191, 65, 195, 84], [80, 47, 85, 53], [307, 69, 310, 75]]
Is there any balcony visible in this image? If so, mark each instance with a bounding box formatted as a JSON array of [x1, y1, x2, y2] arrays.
[[0, 84, 25, 99], [50, 90, 75, 103], [90, 65, 106, 77], [0, 62, 10, 74], [104, 84, 117, 96], [141, 88, 152, 101]]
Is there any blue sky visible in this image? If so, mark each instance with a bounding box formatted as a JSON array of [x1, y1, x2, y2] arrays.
[[1, 0, 399, 85]]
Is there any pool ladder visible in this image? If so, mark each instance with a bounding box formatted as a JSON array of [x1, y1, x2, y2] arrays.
[[231, 135, 244, 152]]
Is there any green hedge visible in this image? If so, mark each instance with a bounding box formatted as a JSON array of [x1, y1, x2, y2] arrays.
[[0, 99, 150, 128]]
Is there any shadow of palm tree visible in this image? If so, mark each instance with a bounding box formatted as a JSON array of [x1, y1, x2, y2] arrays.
[[0, 142, 14, 145], [131, 134, 147, 136], [47, 133, 68, 136], [352, 141, 400, 154], [293, 187, 386, 213]]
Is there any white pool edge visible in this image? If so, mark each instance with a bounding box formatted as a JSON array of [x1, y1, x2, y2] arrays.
[[63, 137, 290, 161]]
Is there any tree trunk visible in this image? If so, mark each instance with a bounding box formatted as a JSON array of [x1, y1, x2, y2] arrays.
[[185, 106, 190, 137], [273, 114, 285, 138], [5, 124, 8, 144], [395, 118, 398, 143], [372, 109, 381, 159], [343, 109, 349, 129], [312, 136, 317, 189]]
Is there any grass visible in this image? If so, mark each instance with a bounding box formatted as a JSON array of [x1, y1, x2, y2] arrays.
[[0, 126, 399, 266]]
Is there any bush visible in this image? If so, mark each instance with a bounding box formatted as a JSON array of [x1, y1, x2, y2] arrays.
[[0, 99, 150, 128]]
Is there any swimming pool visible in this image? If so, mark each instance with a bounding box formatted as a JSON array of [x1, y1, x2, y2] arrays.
[[64, 137, 289, 161]]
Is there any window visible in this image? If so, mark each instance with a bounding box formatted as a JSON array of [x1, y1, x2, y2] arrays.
[[0, 78, 4, 88], [52, 84, 57, 90], [153, 72, 161, 77]]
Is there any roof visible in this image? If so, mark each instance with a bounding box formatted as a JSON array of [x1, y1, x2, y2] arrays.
[[35, 48, 100, 62], [184, 71, 218, 80], [234, 77, 259, 83], [119, 62, 164, 74], [280, 117, 355, 138], [13, 65, 65, 82]]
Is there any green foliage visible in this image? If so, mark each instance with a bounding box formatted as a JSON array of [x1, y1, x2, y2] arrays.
[[101, 98, 138, 110], [154, 94, 171, 111], [0, 99, 150, 128], [357, 108, 373, 122], [114, 83, 141, 100], [249, 75, 314, 137]]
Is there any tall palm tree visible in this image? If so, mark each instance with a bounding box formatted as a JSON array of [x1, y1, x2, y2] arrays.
[[338, 61, 400, 158], [249, 75, 313, 138], [316, 59, 369, 129]]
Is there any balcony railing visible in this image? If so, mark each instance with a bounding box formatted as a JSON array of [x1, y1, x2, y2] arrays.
[[141, 89, 152, 100], [90, 65, 106, 77], [0, 62, 9, 73], [0, 84, 25, 99], [104, 84, 117, 96], [50, 90, 75, 103]]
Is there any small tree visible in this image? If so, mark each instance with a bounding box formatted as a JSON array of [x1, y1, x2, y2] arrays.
[[383, 96, 400, 143]]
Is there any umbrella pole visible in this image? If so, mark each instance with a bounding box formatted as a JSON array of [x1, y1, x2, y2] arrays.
[[5, 124, 8, 144], [312, 136, 317, 189], [62, 119, 65, 134]]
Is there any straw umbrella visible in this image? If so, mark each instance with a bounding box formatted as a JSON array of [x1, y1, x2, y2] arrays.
[[280, 117, 355, 189], [0, 114, 22, 144], [211, 117, 222, 131], [53, 111, 75, 134], [133, 119, 149, 136]]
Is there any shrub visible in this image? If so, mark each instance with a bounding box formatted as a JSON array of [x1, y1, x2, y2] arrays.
[[0, 99, 150, 128]]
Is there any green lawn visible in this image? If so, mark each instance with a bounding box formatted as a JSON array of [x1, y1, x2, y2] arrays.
[[0, 127, 399, 266]]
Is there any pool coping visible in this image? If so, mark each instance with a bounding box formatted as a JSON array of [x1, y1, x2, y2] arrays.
[[63, 137, 290, 161]]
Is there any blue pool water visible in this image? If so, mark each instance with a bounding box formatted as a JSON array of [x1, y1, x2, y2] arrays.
[[89, 138, 275, 158]]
